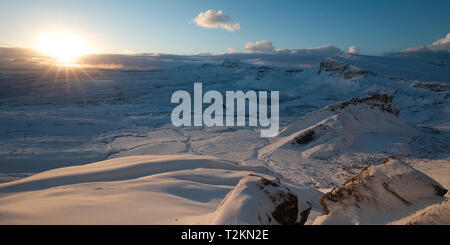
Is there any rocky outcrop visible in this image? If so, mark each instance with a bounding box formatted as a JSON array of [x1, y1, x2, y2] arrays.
[[292, 130, 315, 145], [326, 94, 400, 116], [314, 157, 447, 224], [319, 58, 346, 73], [260, 94, 415, 161], [211, 174, 313, 225], [343, 65, 376, 79], [319, 58, 376, 80], [412, 81, 450, 92]]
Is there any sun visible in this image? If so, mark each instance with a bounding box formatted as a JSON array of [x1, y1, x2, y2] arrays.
[[36, 33, 93, 65]]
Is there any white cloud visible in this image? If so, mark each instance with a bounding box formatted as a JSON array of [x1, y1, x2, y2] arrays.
[[395, 33, 450, 55], [348, 46, 360, 54], [193, 10, 240, 32], [244, 41, 276, 53], [430, 33, 450, 52]]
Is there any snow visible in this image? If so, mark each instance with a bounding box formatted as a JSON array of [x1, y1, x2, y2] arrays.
[[0, 50, 449, 224], [210, 174, 322, 225], [313, 157, 447, 225], [398, 199, 450, 225], [0, 155, 273, 224]]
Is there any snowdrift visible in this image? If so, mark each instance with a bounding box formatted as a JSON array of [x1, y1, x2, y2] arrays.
[[314, 157, 448, 225]]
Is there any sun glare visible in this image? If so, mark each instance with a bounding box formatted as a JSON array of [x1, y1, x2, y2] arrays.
[[36, 33, 93, 65]]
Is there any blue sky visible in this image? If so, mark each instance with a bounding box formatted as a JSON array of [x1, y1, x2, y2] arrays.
[[1, 0, 450, 55]]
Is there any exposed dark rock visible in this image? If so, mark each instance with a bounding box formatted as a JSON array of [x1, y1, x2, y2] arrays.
[[343, 65, 377, 79], [285, 69, 303, 76], [213, 175, 313, 225], [433, 184, 449, 197], [412, 82, 450, 92], [326, 94, 400, 116], [270, 192, 299, 225], [292, 130, 315, 144], [319, 58, 376, 80], [255, 176, 308, 225], [319, 59, 346, 73], [318, 157, 448, 220], [298, 201, 312, 225]]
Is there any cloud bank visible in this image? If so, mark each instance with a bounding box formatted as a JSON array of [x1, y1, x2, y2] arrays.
[[387, 33, 450, 59], [244, 41, 276, 53], [217, 44, 343, 67], [0, 44, 344, 71], [430, 33, 450, 52], [193, 10, 240, 32]]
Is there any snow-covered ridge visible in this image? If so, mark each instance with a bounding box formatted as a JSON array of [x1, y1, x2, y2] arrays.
[[211, 174, 319, 225], [412, 81, 450, 92], [314, 157, 447, 225], [324, 93, 399, 116], [318, 58, 376, 80], [0, 155, 271, 194], [259, 94, 414, 161]]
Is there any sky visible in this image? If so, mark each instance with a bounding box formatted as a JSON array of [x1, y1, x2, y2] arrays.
[[1, 0, 450, 55]]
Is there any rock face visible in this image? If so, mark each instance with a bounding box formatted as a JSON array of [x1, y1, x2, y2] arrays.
[[292, 130, 315, 145], [319, 58, 376, 80], [326, 94, 400, 116], [314, 157, 448, 224], [319, 58, 346, 73], [211, 174, 313, 225], [412, 81, 450, 92]]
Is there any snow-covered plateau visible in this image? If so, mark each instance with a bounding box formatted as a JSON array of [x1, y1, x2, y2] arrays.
[[0, 50, 449, 224]]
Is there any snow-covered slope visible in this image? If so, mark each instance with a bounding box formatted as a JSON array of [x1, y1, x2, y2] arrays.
[[0, 155, 269, 224], [313, 157, 447, 225], [0, 155, 326, 225], [401, 199, 450, 225], [260, 94, 414, 160], [257, 94, 421, 187], [0, 50, 449, 224], [0, 155, 446, 225]]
